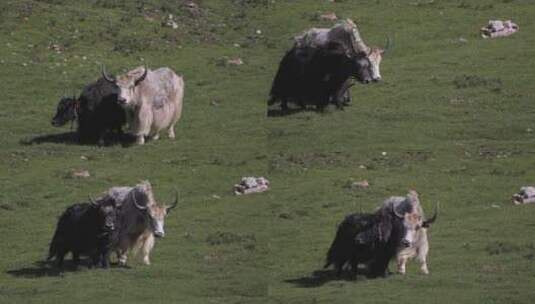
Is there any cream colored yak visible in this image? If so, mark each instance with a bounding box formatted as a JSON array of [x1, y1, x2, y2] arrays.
[[103, 66, 184, 145]]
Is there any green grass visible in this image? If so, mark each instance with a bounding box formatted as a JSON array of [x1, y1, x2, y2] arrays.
[[1, 0, 535, 303]]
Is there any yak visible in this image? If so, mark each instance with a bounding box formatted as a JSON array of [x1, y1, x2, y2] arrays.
[[102, 66, 184, 145], [47, 196, 118, 268], [106, 181, 177, 266], [268, 19, 388, 112], [324, 191, 421, 279], [51, 77, 126, 144]]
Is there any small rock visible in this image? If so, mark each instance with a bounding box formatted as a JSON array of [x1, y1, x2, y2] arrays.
[[381, 151, 387, 156], [227, 57, 243, 66], [212, 194, 221, 199], [256, 29, 262, 35], [351, 180, 370, 189], [358, 165, 367, 169], [80, 155, 88, 161], [458, 37, 468, 43], [71, 170, 90, 178]]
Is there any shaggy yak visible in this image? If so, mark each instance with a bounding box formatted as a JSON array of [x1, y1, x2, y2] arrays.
[[51, 77, 126, 144], [324, 191, 423, 279], [47, 196, 118, 268], [268, 19, 389, 112]]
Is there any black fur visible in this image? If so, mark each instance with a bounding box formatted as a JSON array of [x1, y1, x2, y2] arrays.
[[324, 206, 407, 279], [51, 77, 126, 144], [47, 197, 118, 269], [268, 44, 372, 112]]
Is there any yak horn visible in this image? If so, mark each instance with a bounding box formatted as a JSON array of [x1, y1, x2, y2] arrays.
[[392, 203, 405, 218], [131, 191, 147, 210], [166, 189, 179, 213], [423, 203, 439, 227], [134, 66, 148, 86], [101, 65, 116, 83]]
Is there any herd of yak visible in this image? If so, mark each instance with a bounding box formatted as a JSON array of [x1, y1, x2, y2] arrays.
[[46, 19, 438, 279]]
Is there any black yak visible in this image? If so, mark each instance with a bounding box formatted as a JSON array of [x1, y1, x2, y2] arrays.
[[324, 191, 421, 279], [51, 77, 126, 144], [48, 196, 118, 268], [268, 19, 388, 112]]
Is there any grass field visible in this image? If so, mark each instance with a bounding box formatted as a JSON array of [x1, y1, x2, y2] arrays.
[[1, 0, 534, 303]]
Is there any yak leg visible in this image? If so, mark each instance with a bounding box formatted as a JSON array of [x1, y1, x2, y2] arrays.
[[151, 133, 160, 141], [140, 234, 155, 265], [55, 249, 67, 268], [397, 255, 408, 275], [136, 135, 145, 145], [72, 252, 80, 268], [167, 126, 175, 139], [333, 79, 354, 109]]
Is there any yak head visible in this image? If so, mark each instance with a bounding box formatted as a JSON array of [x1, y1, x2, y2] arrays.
[[89, 196, 118, 232], [51, 96, 79, 127], [130, 185, 178, 238], [392, 190, 438, 247], [345, 19, 390, 83], [102, 66, 148, 107]]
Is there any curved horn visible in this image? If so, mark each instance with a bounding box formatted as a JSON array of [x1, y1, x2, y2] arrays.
[[134, 66, 148, 86], [101, 65, 116, 83], [392, 203, 404, 218], [88, 195, 98, 207], [423, 203, 439, 227], [166, 189, 178, 213], [131, 191, 147, 210]]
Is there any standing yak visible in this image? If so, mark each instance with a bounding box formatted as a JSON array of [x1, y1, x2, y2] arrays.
[[48, 196, 118, 268], [102, 66, 184, 145], [324, 191, 422, 279], [268, 19, 388, 112], [51, 77, 126, 144], [106, 181, 178, 266]]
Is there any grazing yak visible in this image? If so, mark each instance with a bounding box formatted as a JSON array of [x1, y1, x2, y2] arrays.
[[386, 194, 438, 275], [268, 19, 389, 112], [51, 77, 126, 144], [107, 181, 177, 266], [48, 196, 118, 268], [324, 191, 422, 279], [102, 66, 184, 145]]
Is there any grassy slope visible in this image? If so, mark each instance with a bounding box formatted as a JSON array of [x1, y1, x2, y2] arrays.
[[0, 0, 534, 303]]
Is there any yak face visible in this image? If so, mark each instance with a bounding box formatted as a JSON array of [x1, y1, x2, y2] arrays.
[[352, 56, 374, 84], [51, 97, 78, 127], [91, 198, 117, 232], [131, 188, 178, 238], [147, 205, 168, 238], [367, 47, 384, 82], [400, 212, 423, 248], [102, 66, 148, 107]]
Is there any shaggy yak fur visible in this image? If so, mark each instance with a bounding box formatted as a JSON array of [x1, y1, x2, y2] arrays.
[[324, 203, 411, 279], [51, 77, 126, 144], [47, 196, 118, 268]]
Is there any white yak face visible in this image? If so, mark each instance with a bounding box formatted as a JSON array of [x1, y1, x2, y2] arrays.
[[367, 48, 384, 81], [113, 67, 148, 107], [148, 205, 168, 238], [402, 212, 423, 247]]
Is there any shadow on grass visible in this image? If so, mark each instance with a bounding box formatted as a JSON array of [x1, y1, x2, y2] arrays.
[[20, 132, 137, 147], [7, 260, 129, 278], [285, 269, 363, 288]]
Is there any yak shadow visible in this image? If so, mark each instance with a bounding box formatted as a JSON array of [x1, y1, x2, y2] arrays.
[[285, 269, 366, 288], [285, 266, 388, 288], [7, 260, 129, 278], [20, 132, 137, 147]]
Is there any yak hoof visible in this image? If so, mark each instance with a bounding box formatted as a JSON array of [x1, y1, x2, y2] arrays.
[[136, 136, 145, 145]]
